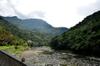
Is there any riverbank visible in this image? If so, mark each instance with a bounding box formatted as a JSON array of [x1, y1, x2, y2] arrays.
[[20, 46, 100, 66]]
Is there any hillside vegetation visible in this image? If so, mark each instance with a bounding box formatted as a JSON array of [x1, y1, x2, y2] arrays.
[[0, 16, 67, 55], [50, 11, 100, 56], [3, 16, 67, 46], [0, 16, 28, 55], [0, 16, 27, 46]]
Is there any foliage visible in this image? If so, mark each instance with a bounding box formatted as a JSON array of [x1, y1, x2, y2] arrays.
[[0, 17, 29, 56], [0, 17, 47, 47], [0, 46, 29, 56], [50, 11, 100, 56], [0, 17, 28, 46], [3, 16, 67, 47]]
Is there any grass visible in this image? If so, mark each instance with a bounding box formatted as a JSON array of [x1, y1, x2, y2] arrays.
[[0, 45, 29, 56]]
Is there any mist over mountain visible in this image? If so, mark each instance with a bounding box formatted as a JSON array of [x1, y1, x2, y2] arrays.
[[3, 16, 67, 35]]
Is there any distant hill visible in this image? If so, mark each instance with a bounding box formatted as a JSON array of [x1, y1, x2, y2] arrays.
[[50, 11, 100, 56], [3, 16, 67, 35], [1, 16, 67, 46]]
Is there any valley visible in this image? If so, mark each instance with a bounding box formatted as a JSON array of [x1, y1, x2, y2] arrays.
[[0, 11, 100, 66]]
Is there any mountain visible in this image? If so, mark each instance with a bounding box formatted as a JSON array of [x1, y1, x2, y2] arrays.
[[0, 16, 27, 46], [0, 16, 48, 46], [50, 11, 100, 56], [3, 16, 67, 35], [2, 16, 67, 46]]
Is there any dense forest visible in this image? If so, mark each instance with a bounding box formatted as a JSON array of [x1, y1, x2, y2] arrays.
[[50, 11, 100, 56], [2, 16, 67, 47], [0, 16, 27, 46], [0, 16, 50, 47], [0, 15, 67, 55], [0, 16, 29, 54]]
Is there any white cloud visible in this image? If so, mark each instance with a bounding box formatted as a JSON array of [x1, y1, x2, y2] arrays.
[[0, 0, 99, 28], [78, 0, 100, 16], [0, 0, 16, 16]]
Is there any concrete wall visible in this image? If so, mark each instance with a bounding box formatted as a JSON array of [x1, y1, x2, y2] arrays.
[[0, 50, 27, 66]]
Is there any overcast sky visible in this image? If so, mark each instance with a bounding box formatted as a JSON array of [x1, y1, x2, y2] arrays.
[[0, 0, 100, 28]]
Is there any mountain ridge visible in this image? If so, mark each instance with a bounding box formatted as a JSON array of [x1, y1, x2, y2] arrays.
[[3, 16, 68, 35], [0, 16, 68, 46], [50, 11, 100, 56], [0, 16, 27, 46]]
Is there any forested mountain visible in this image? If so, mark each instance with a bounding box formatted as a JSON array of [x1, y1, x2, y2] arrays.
[[50, 11, 100, 56], [3, 16, 67, 35], [0, 16, 67, 46], [0, 16, 27, 46]]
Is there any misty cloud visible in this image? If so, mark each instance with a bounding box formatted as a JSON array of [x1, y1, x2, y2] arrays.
[[0, 0, 27, 19], [0, 0, 100, 28], [78, 0, 100, 16], [95, 0, 100, 9], [0, 0, 16, 16], [27, 11, 45, 18]]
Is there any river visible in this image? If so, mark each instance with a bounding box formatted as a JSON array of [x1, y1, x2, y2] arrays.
[[20, 46, 100, 66]]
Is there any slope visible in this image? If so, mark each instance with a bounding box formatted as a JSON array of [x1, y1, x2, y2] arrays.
[[0, 16, 27, 46], [2, 16, 67, 46], [3, 16, 67, 35], [50, 11, 100, 56], [0, 16, 29, 55]]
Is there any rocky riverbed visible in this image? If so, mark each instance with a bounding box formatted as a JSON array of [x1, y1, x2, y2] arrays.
[[20, 47, 100, 66]]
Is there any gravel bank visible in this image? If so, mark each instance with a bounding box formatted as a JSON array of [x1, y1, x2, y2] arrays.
[[20, 47, 100, 66]]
